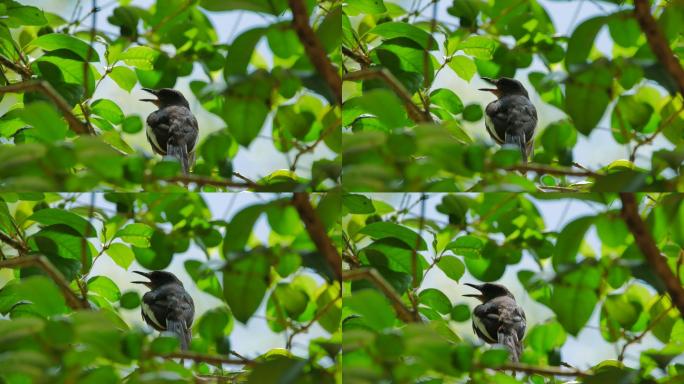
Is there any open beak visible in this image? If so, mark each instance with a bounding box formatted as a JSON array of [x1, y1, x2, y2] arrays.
[[478, 77, 500, 95], [132, 270, 152, 287], [463, 283, 485, 301], [140, 88, 160, 105]]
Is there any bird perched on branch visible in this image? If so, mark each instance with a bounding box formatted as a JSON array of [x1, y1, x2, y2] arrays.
[[479, 77, 537, 164], [132, 270, 195, 350], [140, 88, 198, 174], [464, 282, 526, 362]]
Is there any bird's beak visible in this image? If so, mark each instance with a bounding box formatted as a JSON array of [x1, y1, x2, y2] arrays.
[[140, 88, 160, 105], [132, 270, 152, 287], [463, 283, 485, 301], [478, 77, 500, 95]]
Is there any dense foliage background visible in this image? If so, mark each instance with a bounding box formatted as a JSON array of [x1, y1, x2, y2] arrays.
[[342, 0, 684, 192], [342, 193, 684, 383], [0, 192, 341, 383], [0, 0, 341, 191]]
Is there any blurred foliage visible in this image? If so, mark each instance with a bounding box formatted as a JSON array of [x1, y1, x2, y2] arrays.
[[342, 193, 684, 383], [0, 0, 341, 191], [342, 0, 684, 192], [0, 192, 341, 383]]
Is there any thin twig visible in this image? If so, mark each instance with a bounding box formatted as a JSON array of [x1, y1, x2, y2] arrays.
[[341, 46, 370, 69], [486, 362, 590, 377], [162, 175, 257, 189], [630, 105, 684, 162], [620, 193, 684, 315], [291, 118, 341, 171], [0, 231, 28, 255], [0, 80, 91, 134], [286, 294, 341, 349], [507, 163, 599, 177], [344, 68, 432, 123], [0, 256, 90, 310], [160, 351, 255, 367], [633, 0, 684, 97], [0, 55, 31, 80], [343, 268, 421, 323], [288, 0, 341, 105], [618, 301, 674, 362], [291, 193, 342, 281]]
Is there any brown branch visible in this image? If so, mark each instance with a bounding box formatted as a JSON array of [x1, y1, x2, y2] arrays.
[[343, 68, 433, 123], [291, 193, 342, 281], [630, 105, 684, 162], [486, 362, 590, 377], [0, 256, 90, 310], [0, 231, 28, 255], [343, 268, 421, 323], [633, 0, 684, 97], [506, 163, 599, 177], [286, 294, 341, 349], [162, 175, 257, 189], [160, 351, 255, 367], [0, 55, 31, 80], [342, 46, 370, 68], [618, 301, 674, 362], [620, 193, 684, 316], [290, 118, 341, 171], [0, 80, 91, 134], [288, 0, 341, 105]]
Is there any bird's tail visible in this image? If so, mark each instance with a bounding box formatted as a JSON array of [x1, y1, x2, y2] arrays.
[[167, 139, 190, 174], [167, 318, 191, 350], [498, 328, 522, 362], [505, 132, 528, 164]]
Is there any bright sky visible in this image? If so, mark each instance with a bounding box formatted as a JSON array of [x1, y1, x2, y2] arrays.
[[7, 0, 335, 181], [366, 193, 669, 371]]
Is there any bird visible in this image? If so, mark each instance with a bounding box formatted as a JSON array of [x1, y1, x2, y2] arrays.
[[463, 282, 526, 362], [479, 77, 537, 164], [132, 270, 195, 350], [140, 88, 199, 174]]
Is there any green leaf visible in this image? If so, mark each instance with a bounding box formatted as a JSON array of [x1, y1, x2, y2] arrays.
[[3, 3, 47, 27], [114, 46, 159, 70], [20, 101, 68, 143], [197, 306, 234, 340], [345, 0, 386, 15], [91, 99, 124, 125], [480, 349, 509, 367], [608, 12, 641, 48], [108, 66, 137, 92], [87, 276, 121, 302], [27, 208, 96, 237], [222, 205, 264, 254], [223, 255, 269, 324], [430, 88, 464, 115], [132, 230, 174, 270], [450, 304, 470, 322], [31, 226, 92, 263], [0, 276, 68, 317], [437, 255, 465, 282], [448, 55, 477, 81], [566, 16, 606, 66], [359, 221, 427, 250], [247, 356, 307, 384], [121, 115, 143, 134], [462, 104, 483, 121], [115, 223, 154, 248], [446, 235, 485, 258], [225, 28, 265, 77], [419, 288, 452, 314], [271, 283, 309, 320], [356, 89, 407, 130], [150, 335, 180, 354], [565, 63, 612, 135], [456, 35, 498, 60], [316, 284, 341, 333], [553, 216, 595, 268], [550, 285, 597, 336], [527, 320, 566, 352], [105, 242, 135, 269], [345, 289, 395, 330], [343, 194, 375, 214], [602, 293, 641, 329], [200, 0, 287, 14], [119, 291, 140, 309], [367, 22, 438, 50], [223, 97, 269, 147], [30, 33, 99, 62]]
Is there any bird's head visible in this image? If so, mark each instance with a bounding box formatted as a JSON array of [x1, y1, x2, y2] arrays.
[[140, 88, 190, 108], [463, 282, 514, 302], [479, 77, 529, 99], [132, 270, 183, 289]]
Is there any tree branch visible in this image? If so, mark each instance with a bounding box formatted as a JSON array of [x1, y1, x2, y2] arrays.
[[161, 174, 258, 189], [0, 55, 32, 80], [288, 0, 341, 105], [342, 46, 370, 68], [291, 193, 342, 281], [0, 255, 90, 310], [633, 0, 684, 97], [0, 231, 28, 255], [507, 163, 599, 177], [0, 80, 91, 134], [620, 193, 684, 315], [160, 351, 255, 366], [488, 362, 590, 377], [343, 267, 422, 323], [343, 68, 433, 123]]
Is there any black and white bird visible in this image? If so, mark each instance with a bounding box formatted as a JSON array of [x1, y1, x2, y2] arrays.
[[140, 88, 199, 174], [132, 270, 195, 350], [463, 282, 526, 362], [479, 77, 537, 164]]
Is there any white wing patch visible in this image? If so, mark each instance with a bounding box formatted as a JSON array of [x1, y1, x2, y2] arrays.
[[142, 302, 164, 329], [485, 114, 504, 143], [146, 124, 164, 154], [473, 315, 495, 342]]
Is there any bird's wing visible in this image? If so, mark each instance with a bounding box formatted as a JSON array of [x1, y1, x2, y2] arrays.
[[485, 101, 506, 144], [473, 302, 502, 343], [146, 110, 171, 155], [504, 96, 537, 140]]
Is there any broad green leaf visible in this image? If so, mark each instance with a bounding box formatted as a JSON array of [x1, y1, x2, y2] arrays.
[[345, 0, 387, 15], [565, 63, 612, 135], [3, 3, 47, 27], [20, 102, 68, 143], [437, 255, 465, 282], [430, 88, 464, 115], [222, 97, 269, 147], [603, 293, 641, 329], [87, 276, 121, 302], [27, 208, 96, 237], [553, 216, 595, 268], [450, 304, 470, 322], [200, 0, 287, 14], [119, 291, 140, 309], [108, 66, 137, 92], [359, 221, 427, 250], [367, 22, 438, 50], [222, 204, 264, 254], [446, 235, 484, 258], [197, 306, 234, 340], [31, 226, 92, 263], [419, 288, 452, 314], [550, 285, 597, 336], [223, 255, 269, 324], [527, 320, 566, 352], [343, 194, 375, 214], [225, 28, 265, 77], [132, 230, 174, 270], [448, 55, 477, 81], [0, 276, 68, 317], [106, 242, 135, 269], [91, 99, 124, 125], [456, 36, 498, 60], [247, 356, 307, 384], [316, 284, 341, 333], [566, 16, 606, 66], [30, 33, 100, 62], [115, 223, 154, 248], [345, 289, 395, 330], [114, 46, 159, 70]]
